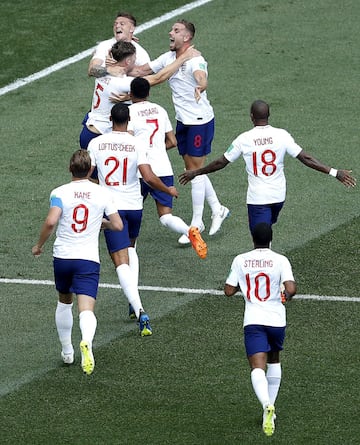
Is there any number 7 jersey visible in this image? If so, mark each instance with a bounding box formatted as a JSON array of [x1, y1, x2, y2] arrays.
[[224, 125, 302, 204]]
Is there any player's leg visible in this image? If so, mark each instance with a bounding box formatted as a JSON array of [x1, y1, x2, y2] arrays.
[[53, 258, 74, 364], [73, 260, 99, 375], [158, 202, 207, 259], [266, 326, 285, 406], [244, 324, 276, 436]]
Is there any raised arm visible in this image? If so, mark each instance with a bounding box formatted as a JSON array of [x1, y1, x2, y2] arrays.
[[178, 155, 230, 185], [297, 150, 356, 188]]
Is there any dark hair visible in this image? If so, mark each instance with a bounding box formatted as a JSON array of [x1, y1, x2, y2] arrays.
[[111, 103, 130, 124], [250, 100, 270, 120], [176, 19, 195, 38], [116, 11, 136, 26], [252, 222, 273, 247], [111, 40, 136, 62], [69, 150, 91, 178], [130, 77, 150, 100]]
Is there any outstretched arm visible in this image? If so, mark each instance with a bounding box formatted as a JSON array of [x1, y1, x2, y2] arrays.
[[178, 155, 230, 185], [145, 46, 201, 86], [297, 150, 356, 188]]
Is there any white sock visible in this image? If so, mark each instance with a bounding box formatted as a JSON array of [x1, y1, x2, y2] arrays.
[[55, 301, 73, 354], [128, 246, 139, 287], [266, 363, 282, 405], [79, 310, 97, 346], [204, 175, 221, 214], [190, 175, 205, 227], [159, 213, 189, 235], [251, 368, 271, 408], [116, 264, 143, 319]]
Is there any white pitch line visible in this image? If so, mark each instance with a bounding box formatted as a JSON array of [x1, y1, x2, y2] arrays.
[[0, 0, 214, 97], [1, 278, 359, 302]]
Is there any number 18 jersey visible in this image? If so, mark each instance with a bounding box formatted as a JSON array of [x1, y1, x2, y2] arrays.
[[224, 125, 302, 204]]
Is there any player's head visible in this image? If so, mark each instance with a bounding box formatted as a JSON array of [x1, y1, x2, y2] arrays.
[[111, 40, 136, 67], [169, 20, 195, 51], [69, 150, 91, 178], [250, 100, 270, 123], [111, 103, 130, 126], [130, 77, 150, 101], [252, 222, 273, 248], [113, 12, 136, 42]]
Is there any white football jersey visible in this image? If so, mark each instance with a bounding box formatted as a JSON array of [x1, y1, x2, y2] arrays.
[[86, 75, 133, 134], [51, 179, 117, 262], [224, 125, 302, 204], [88, 131, 149, 210], [92, 37, 150, 66], [128, 100, 174, 177], [226, 248, 295, 327], [149, 52, 214, 125]]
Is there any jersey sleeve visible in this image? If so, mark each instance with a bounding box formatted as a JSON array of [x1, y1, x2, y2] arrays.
[[224, 135, 244, 163], [102, 188, 118, 216], [282, 130, 303, 158], [49, 186, 63, 209], [148, 52, 169, 73], [279, 255, 295, 283], [225, 257, 241, 287]]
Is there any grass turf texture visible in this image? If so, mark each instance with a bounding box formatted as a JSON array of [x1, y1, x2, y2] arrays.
[[0, 0, 359, 443]]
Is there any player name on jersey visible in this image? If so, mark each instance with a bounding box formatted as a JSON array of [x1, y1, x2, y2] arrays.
[[98, 142, 135, 152]]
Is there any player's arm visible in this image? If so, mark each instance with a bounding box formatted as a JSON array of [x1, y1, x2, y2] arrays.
[[178, 155, 230, 185], [127, 62, 154, 77], [165, 130, 177, 150], [296, 150, 356, 188], [145, 46, 201, 86], [193, 69, 208, 102], [88, 57, 108, 77], [281, 280, 297, 302], [32, 206, 62, 256], [102, 212, 124, 231], [139, 164, 179, 198], [224, 283, 240, 297]]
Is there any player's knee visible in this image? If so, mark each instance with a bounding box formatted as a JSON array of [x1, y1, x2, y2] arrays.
[[159, 214, 172, 228]]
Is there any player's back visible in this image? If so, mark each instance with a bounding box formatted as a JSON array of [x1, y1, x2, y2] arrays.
[[128, 100, 173, 176], [88, 131, 147, 210], [87, 76, 133, 134], [52, 180, 111, 262]]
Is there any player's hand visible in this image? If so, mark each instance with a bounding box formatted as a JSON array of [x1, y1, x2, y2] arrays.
[[337, 169, 357, 188], [132, 35, 140, 43], [168, 186, 179, 198], [109, 92, 131, 103], [105, 51, 117, 67], [194, 86, 202, 103], [32, 245, 43, 257], [178, 170, 196, 185], [182, 45, 201, 61]]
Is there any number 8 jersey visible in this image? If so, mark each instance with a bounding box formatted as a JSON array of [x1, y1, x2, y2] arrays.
[[50, 179, 117, 262], [224, 125, 302, 204]]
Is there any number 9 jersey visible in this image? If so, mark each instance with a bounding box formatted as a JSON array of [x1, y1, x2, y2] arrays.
[[50, 179, 117, 263]]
